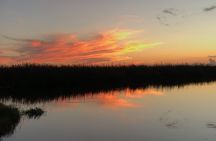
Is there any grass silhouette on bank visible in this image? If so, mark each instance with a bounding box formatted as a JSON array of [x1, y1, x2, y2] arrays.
[[0, 103, 45, 140], [0, 104, 20, 140], [0, 64, 216, 103]]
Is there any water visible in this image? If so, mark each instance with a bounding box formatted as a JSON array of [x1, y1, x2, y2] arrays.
[[2, 83, 216, 141]]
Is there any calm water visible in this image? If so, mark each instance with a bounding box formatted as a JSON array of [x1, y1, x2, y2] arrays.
[[2, 83, 216, 141]]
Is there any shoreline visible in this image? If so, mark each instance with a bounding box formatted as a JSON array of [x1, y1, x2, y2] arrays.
[[0, 64, 216, 103]]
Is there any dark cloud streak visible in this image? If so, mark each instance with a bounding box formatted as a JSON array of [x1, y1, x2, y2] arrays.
[[157, 8, 183, 26], [2, 35, 30, 42], [162, 8, 178, 16], [156, 16, 169, 26], [1, 35, 48, 49], [203, 5, 216, 12]]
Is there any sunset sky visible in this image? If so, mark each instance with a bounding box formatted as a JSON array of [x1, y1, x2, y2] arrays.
[[1, 0, 216, 65]]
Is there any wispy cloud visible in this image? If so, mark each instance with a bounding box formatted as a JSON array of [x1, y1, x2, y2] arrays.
[[158, 5, 216, 26], [1, 29, 161, 65], [163, 8, 179, 16], [156, 16, 170, 26], [1, 35, 46, 47], [157, 8, 183, 26], [203, 5, 216, 12]]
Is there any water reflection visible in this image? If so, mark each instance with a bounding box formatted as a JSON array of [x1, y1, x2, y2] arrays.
[[54, 88, 164, 109], [0, 104, 45, 141], [0, 79, 213, 105], [2, 82, 216, 141], [206, 122, 216, 129], [0, 88, 163, 140]]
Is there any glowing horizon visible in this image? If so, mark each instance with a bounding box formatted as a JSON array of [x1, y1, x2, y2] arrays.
[[1, 0, 216, 65]]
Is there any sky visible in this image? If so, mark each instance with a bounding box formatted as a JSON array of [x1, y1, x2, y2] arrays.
[[0, 0, 216, 65]]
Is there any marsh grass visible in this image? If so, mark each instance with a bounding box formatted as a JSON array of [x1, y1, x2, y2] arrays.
[[0, 103, 45, 140], [0, 104, 20, 139], [0, 64, 216, 103]]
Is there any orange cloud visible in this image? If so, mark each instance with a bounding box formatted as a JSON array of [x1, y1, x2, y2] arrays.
[[31, 41, 43, 47], [0, 57, 14, 64], [1, 29, 161, 64]]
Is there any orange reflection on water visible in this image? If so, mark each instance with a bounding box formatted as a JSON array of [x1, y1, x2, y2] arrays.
[[54, 88, 164, 109], [125, 89, 164, 98], [93, 93, 138, 108]]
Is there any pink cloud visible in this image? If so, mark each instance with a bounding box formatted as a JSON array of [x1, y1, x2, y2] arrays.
[[1, 29, 161, 64]]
